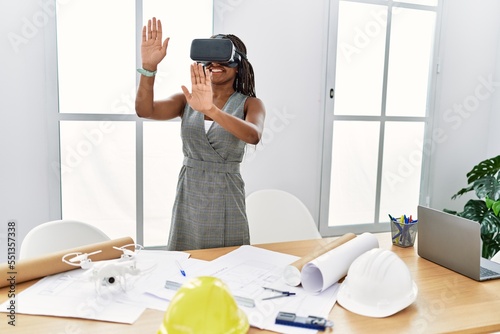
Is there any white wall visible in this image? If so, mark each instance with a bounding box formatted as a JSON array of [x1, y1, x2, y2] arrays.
[[0, 0, 53, 262], [216, 0, 500, 219], [427, 0, 500, 212], [486, 25, 500, 157], [1, 0, 500, 262], [213, 0, 330, 223]]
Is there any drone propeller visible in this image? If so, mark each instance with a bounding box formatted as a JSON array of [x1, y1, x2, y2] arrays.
[[62, 250, 102, 269], [113, 244, 144, 259], [69, 250, 102, 263]]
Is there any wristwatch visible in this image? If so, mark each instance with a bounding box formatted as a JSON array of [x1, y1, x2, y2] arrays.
[[137, 68, 157, 77]]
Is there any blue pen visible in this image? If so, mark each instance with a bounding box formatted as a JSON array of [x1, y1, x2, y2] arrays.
[[175, 260, 186, 277], [276, 312, 333, 331]]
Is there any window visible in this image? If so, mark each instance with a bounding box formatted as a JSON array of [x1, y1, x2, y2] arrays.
[[54, 0, 213, 246], [320, 0, 440, 235]]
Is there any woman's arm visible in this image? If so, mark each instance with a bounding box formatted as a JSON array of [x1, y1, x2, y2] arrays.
[[136, 78, 186, 120], [181, 63, 265, 144], [206, 97, 265, 144], [135, 17, 186, 120]]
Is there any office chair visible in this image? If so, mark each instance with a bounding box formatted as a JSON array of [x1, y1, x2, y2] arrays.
[[19, 219, 111, 259], [246, 189, 321, 244]]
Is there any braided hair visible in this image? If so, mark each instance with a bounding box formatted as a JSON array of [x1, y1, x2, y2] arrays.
[[214, 34, 257, 98]]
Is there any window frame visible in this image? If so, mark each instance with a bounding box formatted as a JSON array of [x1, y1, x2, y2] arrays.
[[319, 0, 442, 236], [47, 0, 212, 247]]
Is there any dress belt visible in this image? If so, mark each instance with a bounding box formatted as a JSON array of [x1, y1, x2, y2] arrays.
[[183, 157, 240, 174]]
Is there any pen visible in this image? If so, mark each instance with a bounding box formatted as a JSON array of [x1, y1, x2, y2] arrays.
[[263, 287, 290, 294], [175, 260, 186, 277], [263, 294, 296, 300], [275, 312, 333, 330], [262, 287, 296, 300]]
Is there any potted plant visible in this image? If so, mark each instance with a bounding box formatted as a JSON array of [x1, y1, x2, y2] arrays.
[[444, 155, 500, 259]]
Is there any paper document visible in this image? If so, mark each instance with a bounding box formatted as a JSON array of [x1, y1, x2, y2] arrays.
[[110, 250, 195, 311], [1, 269, 145, 324], [144, 257, 209, 302], [0, 250, 191, 323], [301, 232, 379, 293], [158, 245, 340, 333], [283, 233, 356, 286]]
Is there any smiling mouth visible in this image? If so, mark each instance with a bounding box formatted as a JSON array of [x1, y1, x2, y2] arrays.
[[210, 67, 224, 73]]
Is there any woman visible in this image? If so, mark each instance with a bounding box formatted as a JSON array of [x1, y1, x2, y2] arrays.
[[135, 18, 265, 251]]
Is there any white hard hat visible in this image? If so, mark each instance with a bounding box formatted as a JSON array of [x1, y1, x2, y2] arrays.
[[337, 248, 417, 318]]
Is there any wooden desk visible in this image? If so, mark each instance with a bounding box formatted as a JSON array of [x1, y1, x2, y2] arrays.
[[1, 233, 500, 333]]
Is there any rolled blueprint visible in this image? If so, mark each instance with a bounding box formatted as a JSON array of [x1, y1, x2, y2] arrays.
[[0, 236, 134, 288], [301, 232, 379, 293], [283, 233, 357, 286]]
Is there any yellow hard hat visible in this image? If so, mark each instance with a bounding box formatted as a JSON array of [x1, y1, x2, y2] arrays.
[[158, 276, 249, 334]]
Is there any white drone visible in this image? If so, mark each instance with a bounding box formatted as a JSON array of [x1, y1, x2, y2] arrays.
[[62, 244, 144, 294]]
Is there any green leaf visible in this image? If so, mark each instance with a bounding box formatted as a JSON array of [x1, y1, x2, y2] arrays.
[[443, 208, 458, 215], [457, 199, 487, 222], [483, 241, 500, 260], [493, 201, 500, 216], [480, 211, 500, 259], [466, 155, 500, 184], [485, 197, 494, 209], [451, 185, 474, 199], [448, 156, 500, 259], [481, 212, 499, 235], [473, 175, 500, 201]]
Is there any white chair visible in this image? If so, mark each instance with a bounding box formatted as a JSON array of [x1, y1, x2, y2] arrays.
[[246, 189, 321, 244], [492, 251, 500, 264], [19, 220, 111, 259]]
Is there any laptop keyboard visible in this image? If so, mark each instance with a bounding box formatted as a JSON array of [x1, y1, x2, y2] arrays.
[[480, 266, 500, 277]]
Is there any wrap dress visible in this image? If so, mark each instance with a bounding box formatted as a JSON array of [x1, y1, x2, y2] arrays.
[[166, 92, 250, 251]]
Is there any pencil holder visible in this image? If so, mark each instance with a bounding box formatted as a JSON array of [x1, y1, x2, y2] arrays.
[[390, 219, 418, 248]]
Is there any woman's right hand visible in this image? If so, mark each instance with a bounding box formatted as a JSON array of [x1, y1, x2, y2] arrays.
[[141, 17, 169, 72]]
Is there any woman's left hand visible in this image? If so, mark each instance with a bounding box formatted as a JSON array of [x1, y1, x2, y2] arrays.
[[181, 63, 214, 115]]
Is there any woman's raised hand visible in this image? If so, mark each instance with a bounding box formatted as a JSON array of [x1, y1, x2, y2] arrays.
[[182, 63, 214, 114], [141, 17, 169, 71]]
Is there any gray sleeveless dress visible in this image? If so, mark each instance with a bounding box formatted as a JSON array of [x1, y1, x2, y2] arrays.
[[167, 92, 250, 251]]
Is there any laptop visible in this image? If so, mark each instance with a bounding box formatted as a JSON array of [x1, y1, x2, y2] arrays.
[[417, 205, 500, 281]]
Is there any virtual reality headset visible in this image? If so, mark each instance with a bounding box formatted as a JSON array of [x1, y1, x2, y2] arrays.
[[190, 36, 245, 68]]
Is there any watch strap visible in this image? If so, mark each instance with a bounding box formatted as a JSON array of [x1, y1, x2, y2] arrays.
[[137, 68, 157, 77]]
